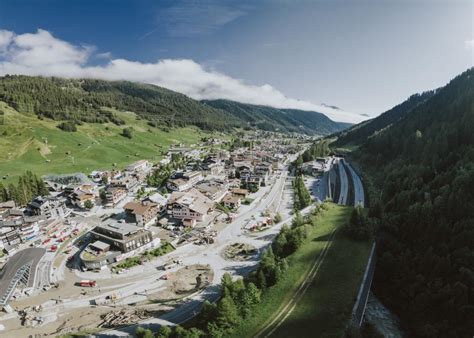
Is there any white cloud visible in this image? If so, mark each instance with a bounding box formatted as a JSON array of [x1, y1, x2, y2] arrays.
[[465, 39, 474, 48], [6, 29, 91, 67], [0, 30, 13, 53], [96, 51, 112, 59], [0, 28, 364, 123]]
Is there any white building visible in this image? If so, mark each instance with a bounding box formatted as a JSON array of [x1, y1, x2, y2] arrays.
[[167, 189, 214, 223]]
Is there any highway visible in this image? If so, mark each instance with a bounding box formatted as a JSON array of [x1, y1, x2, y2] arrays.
[[337, 158, 349, 205], [310, 159, 333, 203], [345, 163, 365, 207], [323, 157, 364, 208]]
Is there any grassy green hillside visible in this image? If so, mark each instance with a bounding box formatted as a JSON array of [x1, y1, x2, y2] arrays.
[[0, 75, 353, 183], [0, 101, 213, 182]]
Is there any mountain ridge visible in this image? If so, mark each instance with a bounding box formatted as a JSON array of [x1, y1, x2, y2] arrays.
[[342, 68, 474, 337], [331, 90, 436, 147], [0, 75, 350, 136], [202, 99, 351, 135]]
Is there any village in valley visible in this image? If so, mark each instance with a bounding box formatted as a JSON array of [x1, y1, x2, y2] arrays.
[[0, 2, 467, 335], [0, 131, 334, 336]]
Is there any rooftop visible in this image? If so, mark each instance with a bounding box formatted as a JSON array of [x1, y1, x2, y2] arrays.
[[124, 201, 157, 216], [90, 240, 110, 251], [98, 219, 142, 236], [168, 188, 214, 215], [144, 193, 167, 205]]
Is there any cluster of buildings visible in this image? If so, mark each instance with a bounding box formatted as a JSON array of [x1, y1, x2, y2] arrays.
[[0, 198, 66, 255], [1, 135, 298, 272], [80, 219, 159, 270], [79, 136, 297, 270], [301, 157, 330, 176]]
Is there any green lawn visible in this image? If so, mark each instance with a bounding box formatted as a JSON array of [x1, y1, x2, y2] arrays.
[[112, 242, 175, 272], [232, 203, 372, 338], [0, 102, 218, 183], [242, 197, 255, 205]]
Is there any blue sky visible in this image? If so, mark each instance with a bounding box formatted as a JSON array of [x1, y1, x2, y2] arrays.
[[0, 0, 472, 122]]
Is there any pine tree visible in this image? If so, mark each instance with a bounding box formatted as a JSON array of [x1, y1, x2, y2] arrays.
[[36, 176, 49, 196], [156, 325, 172, 338], [0, 182, 8, 202], [215, 295, 240, 329], [256, 270, 267, 290], [7, 183, 18, 204]]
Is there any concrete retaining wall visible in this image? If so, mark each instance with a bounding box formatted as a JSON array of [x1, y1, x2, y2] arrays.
[[352, 241, 377, 326]]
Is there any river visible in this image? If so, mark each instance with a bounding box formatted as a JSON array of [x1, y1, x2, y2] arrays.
[[364, 292, 406, 337]]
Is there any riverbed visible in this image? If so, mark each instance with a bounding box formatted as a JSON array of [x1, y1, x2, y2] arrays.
[[364, 292, 406, 337]]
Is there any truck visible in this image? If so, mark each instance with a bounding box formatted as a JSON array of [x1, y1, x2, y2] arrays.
[[93, 293, 117, 305], [163, 262, 177, 270], [79, 280, 97, 287]]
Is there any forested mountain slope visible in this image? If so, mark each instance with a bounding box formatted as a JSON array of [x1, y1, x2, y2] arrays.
[[354, 68, 474, 337], [0, 75, 242, 131], [332, 90, 435, 147], [202, 99, 351, 135], [0, 76, 351, 136]]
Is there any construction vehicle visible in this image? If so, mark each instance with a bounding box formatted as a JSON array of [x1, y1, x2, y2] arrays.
[[79, 280, 97, 287]]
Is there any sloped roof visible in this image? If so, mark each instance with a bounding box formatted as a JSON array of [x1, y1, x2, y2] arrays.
[[124, 201, 157, 216], [144, 193, 167, 205], [168, 188, 214, 215]]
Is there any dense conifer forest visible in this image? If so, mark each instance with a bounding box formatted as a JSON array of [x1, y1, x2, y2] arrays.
[[202, 99, 352, 135], [0, 171, 49, 206], [332, 91, 436, 147], [0, 75, 241, 131], [347, 68, 474, 337]]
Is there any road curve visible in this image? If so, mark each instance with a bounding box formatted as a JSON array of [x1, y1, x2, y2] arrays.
[[345, 163, 365, 208], [337, 159, 349, 205]]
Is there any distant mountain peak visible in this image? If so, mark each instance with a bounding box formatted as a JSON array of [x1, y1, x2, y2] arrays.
[[203, 99, 352, 136], [321, 103, 342, 110]]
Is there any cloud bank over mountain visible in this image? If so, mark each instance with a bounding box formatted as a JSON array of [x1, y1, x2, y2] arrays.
[[0, 28, 364, 123]]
